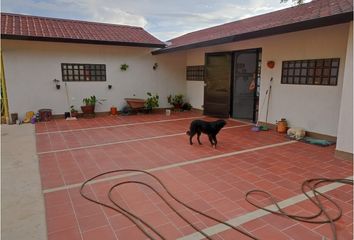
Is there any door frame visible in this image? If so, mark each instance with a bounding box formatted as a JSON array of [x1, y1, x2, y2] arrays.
[[203, 51, 233, 117], [230, 48, 261, 122], [203, 48, 262, 120]]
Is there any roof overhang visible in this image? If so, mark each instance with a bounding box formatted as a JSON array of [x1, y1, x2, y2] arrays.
[[152, 12, 353, 55], [1, 35, 166, 48]]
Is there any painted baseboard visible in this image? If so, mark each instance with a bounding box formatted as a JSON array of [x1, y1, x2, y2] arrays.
[[256, 121, 276, 129], [191, 108, 203, 114], [52, 108, 201, 119], [335, 149, 353, 161], [52, 111, 111, 119], [306, 131, 337, 142], [257, 121, 337, 141]]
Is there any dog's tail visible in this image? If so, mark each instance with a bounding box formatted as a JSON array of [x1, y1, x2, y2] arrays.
[[186, 131, 190, 136]]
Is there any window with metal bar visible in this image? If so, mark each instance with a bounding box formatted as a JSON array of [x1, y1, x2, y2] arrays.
[[186, 65, 204, 81], [281, 58, 339, 86], [61, 63, 106, 82]]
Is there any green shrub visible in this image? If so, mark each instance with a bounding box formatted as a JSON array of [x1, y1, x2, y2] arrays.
[[182, 102, 192, 111], [145, 92, 159, 109], [168, 94, 184, 107], [82, 95, 105, 106]]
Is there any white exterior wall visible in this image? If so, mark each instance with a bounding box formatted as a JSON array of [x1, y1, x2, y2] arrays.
[[185, 23, 350, 137], [336, 21, 353, 154], [186, 81, 204, 109], [186, 58, 204, 110], [2, 40, 186, 119]]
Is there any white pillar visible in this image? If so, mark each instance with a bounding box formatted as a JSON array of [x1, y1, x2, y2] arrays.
[[336, 21, 353, 156]]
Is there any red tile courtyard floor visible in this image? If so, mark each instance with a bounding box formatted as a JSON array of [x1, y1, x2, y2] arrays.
[[35, 111, 353, 240]]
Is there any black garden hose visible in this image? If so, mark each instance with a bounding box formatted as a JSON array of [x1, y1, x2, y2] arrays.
[[246, 178, 353, 240], [80, 169, 258, 240], [80, 170, 352, 240]]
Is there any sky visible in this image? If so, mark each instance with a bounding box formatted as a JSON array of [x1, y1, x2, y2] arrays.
[[1, 0, 307, 41]]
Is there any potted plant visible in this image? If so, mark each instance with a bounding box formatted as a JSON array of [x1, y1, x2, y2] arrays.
[[120, 63, 129, 71], [81, 95, 104, 116], [182, 102, 192, 111], [267, 60, 275, 69], [145, 92, 159, 112], [70, 105, 79, 118], [168, 94, 184, 110]]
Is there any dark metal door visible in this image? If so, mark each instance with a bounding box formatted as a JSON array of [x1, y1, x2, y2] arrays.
[[204, 53, 231, 118], [232, 50, 258, 120]]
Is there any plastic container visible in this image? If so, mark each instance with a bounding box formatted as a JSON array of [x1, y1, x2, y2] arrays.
[[31, 116, 36, 124]]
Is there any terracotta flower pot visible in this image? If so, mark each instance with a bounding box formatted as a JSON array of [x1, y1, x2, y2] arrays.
[[173, 103, 182, 111], [81, 105, 95, 114], [71, 111, 79, 118]]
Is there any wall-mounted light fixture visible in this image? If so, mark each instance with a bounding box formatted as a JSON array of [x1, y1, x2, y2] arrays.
[[153, 63, 158, 70], [53, 79, 60, 89], [108, 84, 112, 90]]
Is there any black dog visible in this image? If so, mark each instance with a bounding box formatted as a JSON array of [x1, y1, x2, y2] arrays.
[[186, 119, 227, 147]]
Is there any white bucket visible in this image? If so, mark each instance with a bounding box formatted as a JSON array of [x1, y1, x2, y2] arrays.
[[166, 109, 171, 116]]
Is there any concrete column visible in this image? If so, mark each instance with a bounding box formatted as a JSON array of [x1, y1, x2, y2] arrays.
[[336, 21, 353, 158]]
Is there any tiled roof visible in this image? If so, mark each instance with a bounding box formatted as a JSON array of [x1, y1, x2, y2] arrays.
[[1, 12, 165, 48], [154, 0, 353, 54]]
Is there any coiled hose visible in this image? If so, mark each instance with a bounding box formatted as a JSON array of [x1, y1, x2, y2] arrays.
[[80, 170, 352, 240], [80, 169, 258, 240], [246, 178, 353, 240]]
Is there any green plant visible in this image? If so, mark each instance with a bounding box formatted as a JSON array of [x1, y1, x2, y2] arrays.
[[82, 95, 105, 106], [145, 92, 159, 110], [70, 105, 78, 113], [120, 63, 129, 71], [168, 94, 184, 107], [182, 102, 192, 111]]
